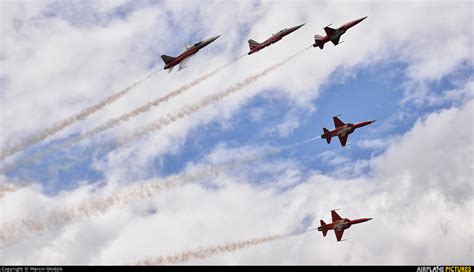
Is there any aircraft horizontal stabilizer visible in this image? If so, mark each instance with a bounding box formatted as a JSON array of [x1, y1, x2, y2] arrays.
[[320, 220, 328, 237], [322, 128, 331, 144]]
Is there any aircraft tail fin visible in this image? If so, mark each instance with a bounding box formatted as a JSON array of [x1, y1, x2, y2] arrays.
[[320, 220, 328, 237], [161, 55, 176, 65], [313, 34, 325, 49], [322, 128, 331, 144], [248, 39, 261, 50]]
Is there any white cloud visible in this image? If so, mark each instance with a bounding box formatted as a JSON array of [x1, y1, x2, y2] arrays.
[[357, 136, 400, 150]]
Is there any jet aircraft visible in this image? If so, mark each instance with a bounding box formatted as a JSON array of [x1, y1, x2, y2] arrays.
[[161, 35, 221, 73], [247, 24, 305, 55], [321, 116, 375, 147], [317, 209, 372, 241], [313, 16, 367, 49]]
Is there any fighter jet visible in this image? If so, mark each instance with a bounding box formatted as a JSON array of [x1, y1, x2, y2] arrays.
[[321, 116, 375, 147], [161, 35, 221, 73], [317, 209, 372, 242], [313, 16, 367, 49], [247, 24, 305, 55]]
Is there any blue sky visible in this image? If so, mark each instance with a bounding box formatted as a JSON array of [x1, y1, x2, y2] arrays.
[[1, 0, 472, 265]]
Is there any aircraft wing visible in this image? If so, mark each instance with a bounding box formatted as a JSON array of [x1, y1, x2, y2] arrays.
[[333, 116, 345, 128], [324, 26, 336, 36], [330, 36, 341, 45], [338, 135, 348, 147], [178, 55, 193, 71], [335, 229, 345, 241], [331, 210, 342, 222]]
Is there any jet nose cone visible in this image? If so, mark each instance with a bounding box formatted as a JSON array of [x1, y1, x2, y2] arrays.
[[370, 120, 376, 124], [367, 218, 373, 221], [289, 24, 305, 31], [207, 35, 221, 43], [356, 16, 368, 23]]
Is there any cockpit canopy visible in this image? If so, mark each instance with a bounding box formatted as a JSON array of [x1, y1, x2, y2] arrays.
[[193, 41, 202, 47]]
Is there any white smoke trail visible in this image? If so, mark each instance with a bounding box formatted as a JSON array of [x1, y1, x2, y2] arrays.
[[67, 55, 244, 145], [0, 131, 319, 200], [119, 47, 311, 146], [135, 232, 307, 265], [0, 132, 321, 248], [0, 68, 162, 161], [0, 56, 244, 173], [0, 150, 270, 248]]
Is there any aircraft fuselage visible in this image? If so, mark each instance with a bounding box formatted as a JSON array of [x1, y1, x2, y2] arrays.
[[163, 47, 199, 70], [313, 16, 367, 49], [163, 35, 221, 71], [318, 217, 371, 232], [321, 120, 374, 141], [248, 23, 305, 55], [316, 210, 372, 241]]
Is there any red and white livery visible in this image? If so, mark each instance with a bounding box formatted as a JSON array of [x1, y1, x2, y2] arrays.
[[317, 209, 372, 242], [247, 24, 305, 55], [161, 35, 221, 73], [313, 16, 367, 49], [321, 116, 375, 147]]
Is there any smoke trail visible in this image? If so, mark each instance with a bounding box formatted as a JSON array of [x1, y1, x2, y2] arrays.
[[0, 56, 244, 174], [0, 134, 321, 247], [135, 232, 306, 265], [119, 47, 311, 147], [66, 55, 244, 146], [0, 150, 270, 248], [0, 132, 321, 248], [0, 68, 162, 161]]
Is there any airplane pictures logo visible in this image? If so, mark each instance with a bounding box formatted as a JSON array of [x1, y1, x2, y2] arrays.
[[416, 266, 472, 272]]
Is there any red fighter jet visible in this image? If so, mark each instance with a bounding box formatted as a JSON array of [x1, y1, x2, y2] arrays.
[[313, 16, 367, 49], [321, 116, 375, 147], [317, 209, 372, 242], [161, 35, 221, 73], [247, 23, 305, 55]]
